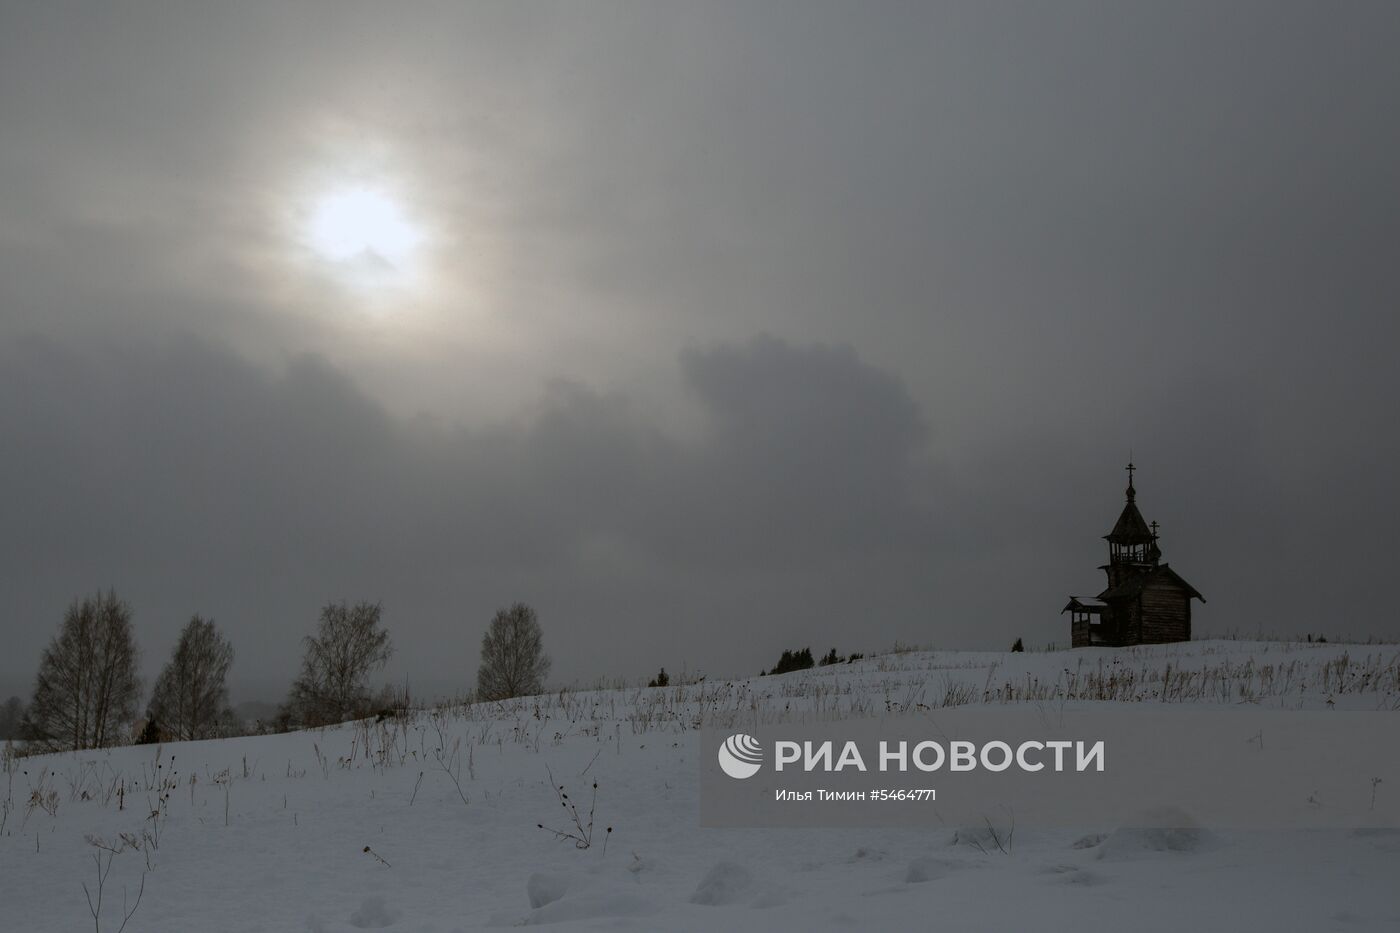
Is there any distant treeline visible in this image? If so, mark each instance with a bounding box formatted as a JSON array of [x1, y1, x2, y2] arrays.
[[6, 590, 552, 754], [760, 647, 863, 676]]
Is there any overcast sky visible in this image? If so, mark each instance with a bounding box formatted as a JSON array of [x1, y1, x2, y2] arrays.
[[2, 1, 1398, 701]]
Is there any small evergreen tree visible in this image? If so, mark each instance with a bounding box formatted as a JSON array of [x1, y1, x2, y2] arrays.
[[767, 647, 815, 676], [137, 718, 162, 745], [0, 696, 24, 740], [1011, 638, 1025, 652]]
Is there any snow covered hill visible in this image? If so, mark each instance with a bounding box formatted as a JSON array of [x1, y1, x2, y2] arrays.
[[3, 640, 1397, 931]]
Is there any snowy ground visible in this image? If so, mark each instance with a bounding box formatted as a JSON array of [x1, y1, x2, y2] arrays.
[[3, 640, 1398, 931]]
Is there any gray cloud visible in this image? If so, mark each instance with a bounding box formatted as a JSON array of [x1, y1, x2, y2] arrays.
[[2, 2, 1399, 699], [2, 328, 1394, 702], [0, 333, 945, 696]]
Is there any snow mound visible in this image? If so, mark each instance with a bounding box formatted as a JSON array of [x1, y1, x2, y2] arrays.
[[690, 861, 754, 905], [526, 873, 571, 909], [348, 895, 400, 929], [1097, 806, 1218, 859], [1041, 864, 1106, 886], [518, 867, 660, 925], [848, 845, 887, 862], [904, 857, 956, 883], [524, 891, 656, 925], [950, 824, 1007, 852]]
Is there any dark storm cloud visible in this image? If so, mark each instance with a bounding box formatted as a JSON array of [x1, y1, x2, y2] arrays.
[[2, 2, 1399, 698]]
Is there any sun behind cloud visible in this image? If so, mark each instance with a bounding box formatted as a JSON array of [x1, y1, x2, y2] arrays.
[[306, 187, 421, 267]]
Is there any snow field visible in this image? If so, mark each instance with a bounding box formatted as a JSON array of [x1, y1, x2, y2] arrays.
[[2, 640, 1397, 930]]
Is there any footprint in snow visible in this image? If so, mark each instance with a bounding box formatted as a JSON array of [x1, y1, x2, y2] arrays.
[[690, 861, 753, 906]]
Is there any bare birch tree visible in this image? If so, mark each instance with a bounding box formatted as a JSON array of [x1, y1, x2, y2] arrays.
[[146, 615, 234, 740], [476, 603, 550, 701], [284, 601, 392, 727], [24, 590, 141, 751]]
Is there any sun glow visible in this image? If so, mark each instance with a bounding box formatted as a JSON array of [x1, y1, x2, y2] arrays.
[[307, 187, 422, 269]]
